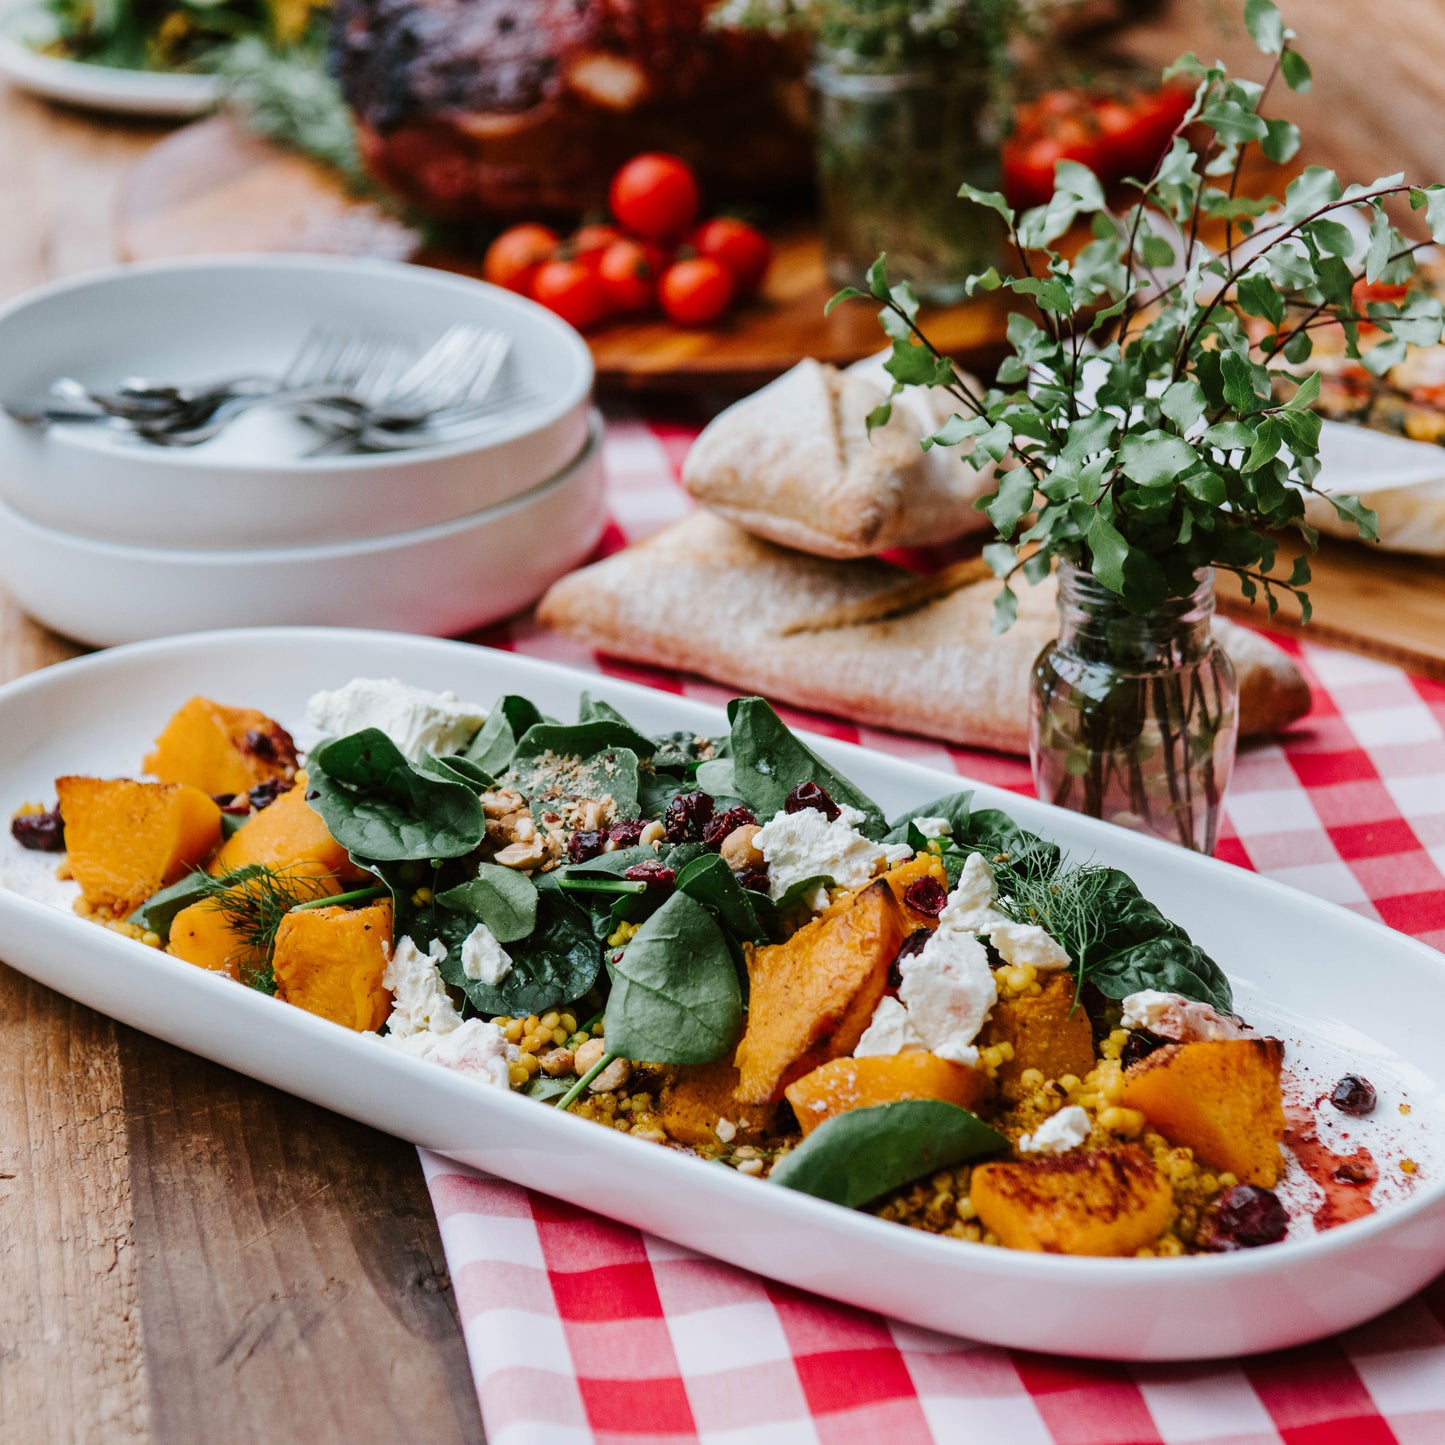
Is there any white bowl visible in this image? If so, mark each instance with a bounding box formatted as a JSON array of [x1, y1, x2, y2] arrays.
[[0, 414, 606, 647], [0, 255, 594, 549]]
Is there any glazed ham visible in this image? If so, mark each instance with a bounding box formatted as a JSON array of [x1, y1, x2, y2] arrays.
[[330, 0, 812, 222]]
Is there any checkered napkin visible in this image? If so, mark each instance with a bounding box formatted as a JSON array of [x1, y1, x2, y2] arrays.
[[423, 413, 1445, 1445]]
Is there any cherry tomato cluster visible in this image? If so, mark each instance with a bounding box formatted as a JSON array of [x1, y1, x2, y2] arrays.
[[1003, 85, 1195, 211], [483, 153, 772, 332]]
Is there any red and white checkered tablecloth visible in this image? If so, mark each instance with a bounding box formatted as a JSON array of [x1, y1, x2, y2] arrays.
[[430, 410, 1445, 1445]]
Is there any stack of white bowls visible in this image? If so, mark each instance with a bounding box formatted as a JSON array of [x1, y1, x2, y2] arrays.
[[0, 256, 605, 647]]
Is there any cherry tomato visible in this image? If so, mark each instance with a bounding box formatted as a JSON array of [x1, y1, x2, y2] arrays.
[[658, 257, 734, 326], [483, 223, 559, 294], [571, 222, 626, 257], [530, 258, 612, 331], [689, 217, 772, 296], [598, 238, 669, 313], [609, 153, 702, 240]]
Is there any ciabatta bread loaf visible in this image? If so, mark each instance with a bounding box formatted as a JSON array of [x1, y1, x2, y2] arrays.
[[536, 514, 1312, 754]]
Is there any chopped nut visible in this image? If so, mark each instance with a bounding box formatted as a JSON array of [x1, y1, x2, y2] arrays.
[[734, 1157, 764, 1177], [574, 1037, 608, 1073], [720, 823, 764, 873], [539, 1047, 575, 1077], [592, 1057, 632, 1092], [495, 839, 546, 870], [577, 798, 607, 832], [715, 1118, 737, 1144], [480, 789, 525, 819], [639, 819, 666, 849]]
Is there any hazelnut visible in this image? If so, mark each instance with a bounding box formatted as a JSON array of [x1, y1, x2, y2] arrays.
[[480, 789, 526, 819], [720, 823, 764, 873], [574, 1036, 632, 1093], [539, 1048, 575, 1078], [639, 819, 666, 849], [494, 839, 546, 870]]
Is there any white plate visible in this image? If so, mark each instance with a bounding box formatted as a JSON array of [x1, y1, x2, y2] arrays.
[[0, 255, 595, 549], [0, 628, 1442, 1361], [0, 4, 216, 117], [0, 415, 606, 646]]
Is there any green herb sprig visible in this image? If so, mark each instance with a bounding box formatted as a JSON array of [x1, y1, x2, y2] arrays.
[[832, 0, 1445, 627]]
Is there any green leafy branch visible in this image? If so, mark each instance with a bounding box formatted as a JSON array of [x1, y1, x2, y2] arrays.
[[831, 0, 1445, 628]]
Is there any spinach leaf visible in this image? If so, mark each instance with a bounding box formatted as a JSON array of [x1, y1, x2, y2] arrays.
[[604, 891, 742, 1065], [554, 845, 656, 879], [652, 730, 726, 771], [463, 695, 546, 772], [506, 745, 642, 823], [694, 757, 738, 799], [129, 871, 212, 940], [307, 729, 484, 861], [637, 764, 687, 820], [774, 874, 835, 913], [1090, 935, 1234, 1015], [674, 853, 771, 945], [219, 811, 247, 841], [523, 1074, 574, 1101], [726, 698, 887, 838], [513, 718, 657, 763], [438, 892, 602, 1017], [769, 1100, 1007, 1209], [578, 692, 637, 729], [883, 790, 976, 846], [435, 863, 539, 944], [416, 749, 496, 791]]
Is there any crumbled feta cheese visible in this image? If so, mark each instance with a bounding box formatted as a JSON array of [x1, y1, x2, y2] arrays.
[[383, 935, 462, 1038], [854, 996, 925, 1057], [754, 803, 910, 911], [385, 1017, 515, 1088], [1019, 1105, 1091, 1154], [1120, 989, 1246, 1042], [897, 926, 996, 1066], [460, 921, 512, 986], [306, 677, 487, 761], [911, 816, 953, 840], [989, 921, 1071, 971], [938, 852, 1009, 934]]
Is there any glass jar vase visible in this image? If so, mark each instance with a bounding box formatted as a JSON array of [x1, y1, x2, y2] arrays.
[[810, 46, 1003, 305], [1029, 562, 1240, 854]]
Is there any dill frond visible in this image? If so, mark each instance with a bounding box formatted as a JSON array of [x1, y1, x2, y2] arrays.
[[191, 864, 339, 958]]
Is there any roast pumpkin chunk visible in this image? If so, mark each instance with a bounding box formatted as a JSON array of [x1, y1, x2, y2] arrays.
[[271, 900, 394, 1032], [208, 779, 366, 885], [881, 852, 949, 925], [982, 972, 1096, 1094], [1117, 1037, 1286, 1187], [972, 1147, 1174, 1256], [784, 1052, 992, 1137], [144, 696, 298, 797], [57, 776, 221, 914], [168, 897, 268, 984], [734, 879, 905, 1104], [658, 1058, 779, 1146]]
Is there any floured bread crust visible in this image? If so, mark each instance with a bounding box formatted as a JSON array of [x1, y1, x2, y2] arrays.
[[536, 514, 1312, 755], [681, 358, 996, 559]]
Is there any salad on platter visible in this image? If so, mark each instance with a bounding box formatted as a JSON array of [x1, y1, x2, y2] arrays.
[[5, 678, 1425, 1258]]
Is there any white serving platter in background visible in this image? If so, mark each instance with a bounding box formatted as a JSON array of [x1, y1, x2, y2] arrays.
[[0, 3, 217, 117], [0, 628, 1442, 1361]]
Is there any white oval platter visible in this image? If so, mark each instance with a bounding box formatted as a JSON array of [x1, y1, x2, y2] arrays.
[[0, 627, 1441, 1362]]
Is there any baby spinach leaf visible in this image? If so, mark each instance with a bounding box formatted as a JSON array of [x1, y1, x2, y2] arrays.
[[674, 853, 771, 945], [219, 811, 247, 841], [726, 698, 887, 838], [513, 718, 657, 764], [463, 695, 547, 772], [438, 892, 602, 1017], [774, 874, 835, 913], [578, 692, 638, 729], [652, 730, 726, 771], [605, 891, 742, 1065], [505, 745, 642, 823], [1089, 935, 1234, 1015], [129, 871, 212, 940], [883, 790, 977, 846], [769, 1100, 1007, 1209], [435, 863, 538, 944], [523, 1074, 574, 1101], [694, 756, 738, 799], [416, 749, 496, 791], [555, 845, 657, 879], [307, 729, 484, 862]]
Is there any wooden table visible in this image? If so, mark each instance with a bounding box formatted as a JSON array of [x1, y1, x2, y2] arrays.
[[4, 3, 1445, 1437]]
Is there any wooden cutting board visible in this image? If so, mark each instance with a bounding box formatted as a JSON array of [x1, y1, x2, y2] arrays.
[[116, 116, 1015, 395]]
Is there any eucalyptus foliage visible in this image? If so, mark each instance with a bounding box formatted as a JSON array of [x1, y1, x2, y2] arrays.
[[832, 0, 1445, 627]]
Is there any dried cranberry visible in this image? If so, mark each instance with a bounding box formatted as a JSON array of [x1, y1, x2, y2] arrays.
[[1329, 1074, 1377, 1117], [211, 793, 250, 815], [244, 727, 277, 759], [625, 861, 676, 891], [568, 830, 607, 863], [1204, 1184, 1288, 1251], [739, 867, 770, 893], [1334, 1160, 1373, 1185], [248, 778, 288, 811], [703, 805, 757, 847], [664, 790, 714, 842], [903, 876, 947, 917], [784, 782, 839, 821], [888, 929, 931, 989], [11, 806, 64, 852], [1120, 1030, 1168, 1070], [608, 817, 646, 847]]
